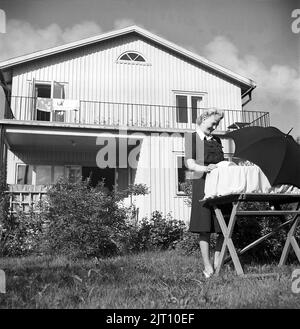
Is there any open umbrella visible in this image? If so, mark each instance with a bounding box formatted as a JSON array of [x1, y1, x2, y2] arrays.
[[225, 126, 300, 188]]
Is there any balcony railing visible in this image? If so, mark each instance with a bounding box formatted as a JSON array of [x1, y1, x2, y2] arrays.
[[5, 96, 270, 131]]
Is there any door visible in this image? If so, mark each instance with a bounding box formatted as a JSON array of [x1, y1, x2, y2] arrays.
[[52, 81, 65, 122], [82, 167, 115, 190], [32, 80, 65, 122], [34, 83, 52, 121]]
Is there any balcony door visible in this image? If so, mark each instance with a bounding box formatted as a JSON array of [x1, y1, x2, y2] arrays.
[[33, 80, 65, 122], [175, 93, 203, 128], [35, 83, 51, 121]]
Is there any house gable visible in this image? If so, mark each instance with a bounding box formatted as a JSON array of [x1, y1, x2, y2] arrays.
[[5, 32, 245, 113], [0, 25, 255, 94]]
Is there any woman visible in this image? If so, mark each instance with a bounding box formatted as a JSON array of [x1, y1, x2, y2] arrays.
[[185, 108, 229, 278]]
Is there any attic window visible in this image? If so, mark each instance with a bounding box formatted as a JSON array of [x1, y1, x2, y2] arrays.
[[118, 52, 146, 62]]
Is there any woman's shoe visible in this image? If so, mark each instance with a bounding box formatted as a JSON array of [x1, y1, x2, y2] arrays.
[[203, 270, 214, 279]]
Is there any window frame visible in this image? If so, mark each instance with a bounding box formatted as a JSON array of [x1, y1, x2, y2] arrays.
[[65, 165, 82, 184], [174, 153, 190, 196], [32, 80, 67, 122], [173, 91, 207, 125], [116, 51, 150, 66], [16, 164, 33, 185], [15, 164, 82, 185]]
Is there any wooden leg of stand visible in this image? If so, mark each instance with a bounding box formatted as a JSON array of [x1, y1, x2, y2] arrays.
[[214, 202, 244, 276], [279, 203, 300, 266]]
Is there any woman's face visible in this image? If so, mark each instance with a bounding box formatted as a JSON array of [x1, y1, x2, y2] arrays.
[[200, 115, 221, 135]]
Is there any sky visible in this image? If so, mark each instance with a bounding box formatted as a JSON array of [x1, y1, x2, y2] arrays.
[[0, 0, 300, 138]]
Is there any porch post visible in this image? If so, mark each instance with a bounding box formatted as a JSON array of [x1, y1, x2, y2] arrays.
[[0, 124, 7, 193], [0, 87, 6, 119], [0, 124, 4, 169]]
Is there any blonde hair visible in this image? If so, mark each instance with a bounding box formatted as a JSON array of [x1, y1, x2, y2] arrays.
[[196, 108, 224, 126]]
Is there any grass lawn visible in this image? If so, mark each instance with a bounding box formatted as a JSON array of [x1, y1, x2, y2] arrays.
[[0, 250, 299, 309]]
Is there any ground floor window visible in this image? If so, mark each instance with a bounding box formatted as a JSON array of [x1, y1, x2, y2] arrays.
[[16, 164, 34, 184], [15, 164, 134, 191], [36, 165, 52, 185], [65, 166, 82, 184], [176, 155, 190, 195], [16, 164, 79, 185]]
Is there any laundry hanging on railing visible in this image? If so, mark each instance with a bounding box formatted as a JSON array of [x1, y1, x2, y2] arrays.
[[52, 99, 79, 111], [36, 98, 53, 112], [36, 98, 79, 112]]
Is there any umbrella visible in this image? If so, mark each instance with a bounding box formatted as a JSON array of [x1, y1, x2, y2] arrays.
[[225, 126, 300, 188]]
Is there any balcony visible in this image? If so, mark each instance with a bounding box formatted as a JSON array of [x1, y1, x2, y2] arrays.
[[3, 96, 270, 132]]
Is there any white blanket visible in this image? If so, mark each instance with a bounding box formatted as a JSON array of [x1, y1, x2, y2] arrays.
[[204, 162, 300, 199]]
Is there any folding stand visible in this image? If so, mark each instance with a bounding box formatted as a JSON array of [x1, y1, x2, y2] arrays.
[[202, 193, 300, 276]]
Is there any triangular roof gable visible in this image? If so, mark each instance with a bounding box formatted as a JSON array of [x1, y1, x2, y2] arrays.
[[0, 25, 255, 91]]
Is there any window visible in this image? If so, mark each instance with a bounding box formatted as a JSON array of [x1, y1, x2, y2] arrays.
[[176, 95, 188, 123], [176, 155, 190, 194], [16, 164, 73, 185], [53, 166, 65, 182], [175, 94, 203, 124], [16, 164, 33, 184], [118, 51, 146, 63], [35, 84, 51, 98], [65, 166, 82, 184], [36, 166, 52, 185]]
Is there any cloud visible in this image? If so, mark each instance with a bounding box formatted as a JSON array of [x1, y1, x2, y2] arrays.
[[203, 36, 300, 137], [0, 18, 141, 62], [113, 18, 138, 29], [61, 21, 102, 43], [0, 19, 103, 61]]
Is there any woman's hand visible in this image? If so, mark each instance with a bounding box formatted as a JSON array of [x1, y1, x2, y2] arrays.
[[206, 164, 217, 172]]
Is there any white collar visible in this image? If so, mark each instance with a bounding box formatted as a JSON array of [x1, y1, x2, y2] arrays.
[[196, 128, 213, 141]]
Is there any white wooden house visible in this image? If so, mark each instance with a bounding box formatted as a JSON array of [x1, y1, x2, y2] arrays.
[[0, 25, 269, 223]]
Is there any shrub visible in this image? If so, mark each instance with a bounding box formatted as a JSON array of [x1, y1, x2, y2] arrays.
[[126, 211, 186, 252], [234, 201, 300, 263], [0, 168, 8, 223], [40, 178, 149, 258], [0, 167, 10, 256], [173, 231, 200, 255], [0, 208, 45, 256]]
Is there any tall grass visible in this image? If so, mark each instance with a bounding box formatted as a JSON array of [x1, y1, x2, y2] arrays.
[[0, 250, 299, 309]]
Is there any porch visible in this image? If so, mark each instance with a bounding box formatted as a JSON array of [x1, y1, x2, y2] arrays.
[[3, 124, 143, 213]]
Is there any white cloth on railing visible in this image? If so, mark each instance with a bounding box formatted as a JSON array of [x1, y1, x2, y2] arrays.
[[36, 98, 53, 112], [52, 98, 79, 111], [204, 163, 300, 199]]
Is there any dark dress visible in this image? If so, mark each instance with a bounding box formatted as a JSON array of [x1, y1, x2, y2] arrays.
[[185, 132, 231, 233]]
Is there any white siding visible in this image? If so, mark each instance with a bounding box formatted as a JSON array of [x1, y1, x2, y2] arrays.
[[131, 133, 190, 223]]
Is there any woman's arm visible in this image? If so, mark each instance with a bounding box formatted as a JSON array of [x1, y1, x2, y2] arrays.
[[186, 159, 217, 173]]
